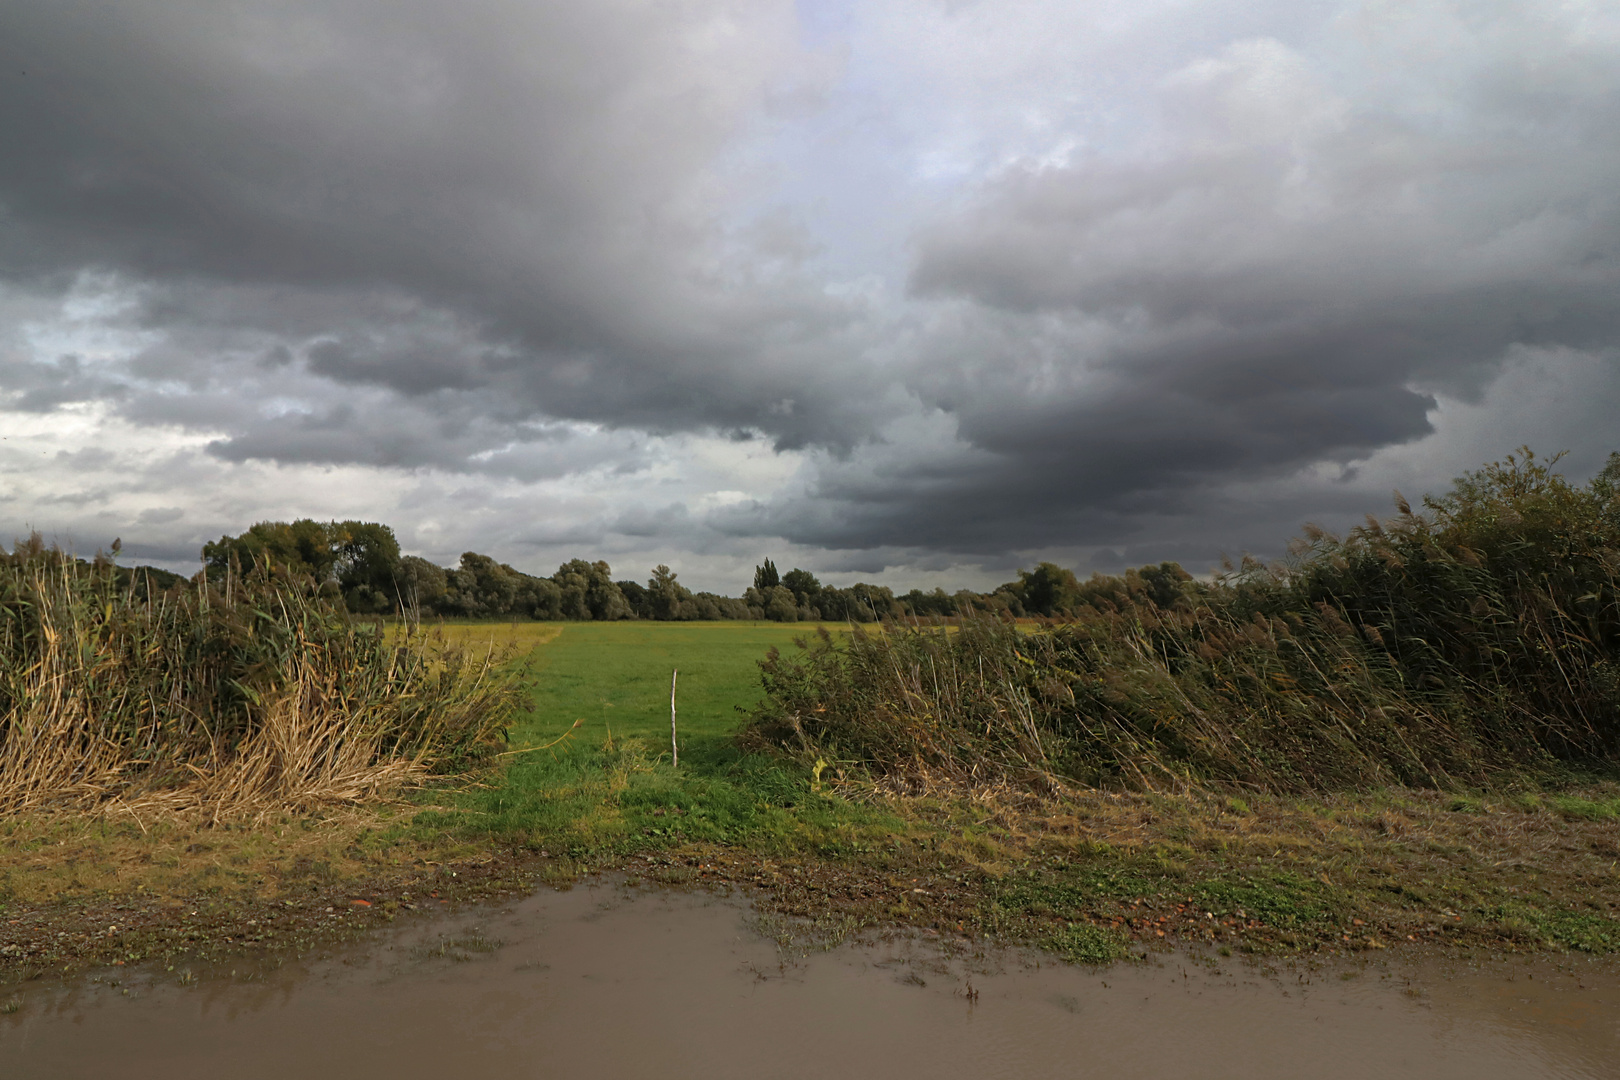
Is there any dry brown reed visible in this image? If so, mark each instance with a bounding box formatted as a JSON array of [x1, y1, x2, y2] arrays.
[[0, 537, 520, 821]]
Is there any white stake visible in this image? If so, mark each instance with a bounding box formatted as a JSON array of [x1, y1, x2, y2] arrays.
[[670, 668, 679, 768]]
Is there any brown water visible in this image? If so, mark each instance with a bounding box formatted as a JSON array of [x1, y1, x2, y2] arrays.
[[2, 880, 1616, 1079]]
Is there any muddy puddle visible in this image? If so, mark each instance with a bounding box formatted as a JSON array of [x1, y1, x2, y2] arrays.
[[3, 879, 1617, 1079]]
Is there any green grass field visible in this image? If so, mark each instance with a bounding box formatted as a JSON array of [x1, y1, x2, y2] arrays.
[[409, 621, 897, 857], [511, 621, 830, 760]]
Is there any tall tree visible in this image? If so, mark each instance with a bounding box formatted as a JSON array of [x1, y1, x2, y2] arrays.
[[753, 559, 779, 592], [648, 564, 692, 620], [553, 559, 630, 621], [782, 567, 821, 605], [1011, 562, 1082, 616]]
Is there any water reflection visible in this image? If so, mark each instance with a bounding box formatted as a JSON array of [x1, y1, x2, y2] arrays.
[[3, 880, 1615, 1079]]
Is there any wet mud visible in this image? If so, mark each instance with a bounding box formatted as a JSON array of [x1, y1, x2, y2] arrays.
[[2, 879, 1616, 1079]]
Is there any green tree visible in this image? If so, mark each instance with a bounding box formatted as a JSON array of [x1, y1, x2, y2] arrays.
[[648, 564, 692, 620], [444, 552, 519, 617], [203, 519, 400, 614], [553, 559, 630, 621], [902, 587, 956, 617], [754, 559, 780, 592], [1011, 562, 1081, 616], [817, 582, 899, 622], [204, 519, 332, 580], [397, 555, 447, 617], [782, 567, 821, 605], [331, 521, 402, 613], [763, 584, 799, 622], [616, 579, 651, 618]]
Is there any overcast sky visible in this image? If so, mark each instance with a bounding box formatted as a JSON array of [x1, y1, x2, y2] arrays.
[[2, 0, 1617, 592]]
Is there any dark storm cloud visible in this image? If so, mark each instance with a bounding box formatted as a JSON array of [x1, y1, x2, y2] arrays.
[[0, 1, 886, 453], [4, 1, 1619, 576], [739, 28, 1620, 558]]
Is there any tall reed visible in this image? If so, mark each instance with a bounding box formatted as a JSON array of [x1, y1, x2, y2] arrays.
[[745, 450, 1620, 793], [0, 537, 520, 818]]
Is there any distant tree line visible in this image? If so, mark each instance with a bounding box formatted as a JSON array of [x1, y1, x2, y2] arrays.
[[193, 519, 1195, 622]]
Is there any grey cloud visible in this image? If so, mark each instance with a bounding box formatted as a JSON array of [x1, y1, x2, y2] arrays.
[[0, 353, 124, 412], [196, 391, 650, 478], [0, 1, 886, 453], [38, 492, 108, 508], [609, 502, 695, 540], [54, 447, 118, 470], [4, 1, 1618, 583], [815, 23, 1620, 559]]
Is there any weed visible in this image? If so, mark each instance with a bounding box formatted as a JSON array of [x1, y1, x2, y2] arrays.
[[1191, 874, 1335, 930], [1547, 796, 1620, 821], [411, 931, 502, 963], [1042, 922, 1128, 965]]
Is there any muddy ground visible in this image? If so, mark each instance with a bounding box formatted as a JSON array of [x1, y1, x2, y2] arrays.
[[5, 779, 1620, 988], [2, 830, 1613, 991]]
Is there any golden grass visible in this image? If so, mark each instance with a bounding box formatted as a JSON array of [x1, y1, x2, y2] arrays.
[[384, 621, 563, 653], [0, 548, 521, 822]]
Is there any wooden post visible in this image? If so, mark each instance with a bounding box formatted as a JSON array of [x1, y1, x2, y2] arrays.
[[670, 668, 679, 768]]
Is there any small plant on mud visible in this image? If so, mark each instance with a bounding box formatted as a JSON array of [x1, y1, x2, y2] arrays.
[[412, 931, 502, 962], [1042, 923, 1128, 965]]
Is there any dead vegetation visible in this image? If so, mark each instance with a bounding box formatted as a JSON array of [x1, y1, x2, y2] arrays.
[[0, 536, 522, 822]]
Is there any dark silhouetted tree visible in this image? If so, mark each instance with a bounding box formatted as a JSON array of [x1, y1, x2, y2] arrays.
[[1011, 562, 1081, 616], [616, 579, 650, 618], [754, 559, 780, 592]]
